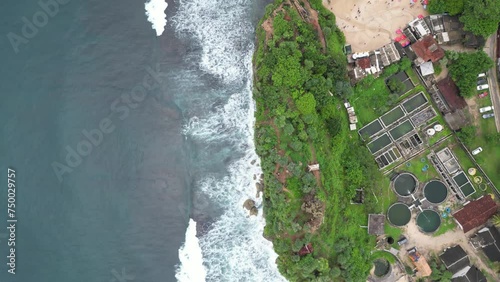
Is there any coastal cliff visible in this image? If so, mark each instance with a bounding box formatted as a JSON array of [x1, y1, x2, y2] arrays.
[[252, 0, 384, 280]]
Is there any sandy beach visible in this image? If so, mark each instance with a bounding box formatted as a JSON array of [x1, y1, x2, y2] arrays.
[[323, 0, 429, 52]]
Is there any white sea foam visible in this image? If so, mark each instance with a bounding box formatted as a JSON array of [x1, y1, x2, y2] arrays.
[[172, 0, 254, 84], [172, 0, 286, 281], [144, 0, 168, 36], [176, 219, 207, 282]]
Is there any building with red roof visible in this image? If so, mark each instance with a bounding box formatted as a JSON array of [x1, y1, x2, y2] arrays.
[[356, 57, 371, 69], [436, 76, 467, 111], [411, 35, 445, 65], [453, 196, 498, 233], [298, 243, 313, 256]]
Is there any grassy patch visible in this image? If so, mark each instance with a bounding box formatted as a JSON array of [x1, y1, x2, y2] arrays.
[[459, 121, 500, 190], [425, 116, 452, 146], [351, 77, 392, 126], [371, 250, 397, 264], [384, 224, 402, 249], [433, 62, 442, 76], [433, 216, 457, 237], [406, 68, 420, 86], [401, 150, 439, 183]]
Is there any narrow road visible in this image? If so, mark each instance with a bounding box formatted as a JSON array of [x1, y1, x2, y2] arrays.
[[484, 34, 500, 132]]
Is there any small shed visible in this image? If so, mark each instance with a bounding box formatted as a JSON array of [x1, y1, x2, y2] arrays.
[[408, 247, 432, 277], [298, 243, 313, 256], [420, 61, 435, 76], [308, 164, 320, 172], [368, 214, 385, 235]]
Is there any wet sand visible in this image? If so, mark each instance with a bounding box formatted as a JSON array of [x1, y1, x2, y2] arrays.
[[323, 0, 428, 52]]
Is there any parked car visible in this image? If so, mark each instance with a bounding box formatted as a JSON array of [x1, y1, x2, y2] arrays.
[[479, 92, 489, 98], [477, 84, 489, 91], [478, 73, 486, 78], [479, 106, 494, 113], [477, 78, 488, 85], [483, 113, 495, 119], [472, 147, 483, 155]]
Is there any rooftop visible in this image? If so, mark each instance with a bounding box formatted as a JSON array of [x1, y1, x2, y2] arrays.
[[357, 57, 371, 69], [452, 266, 487, 282], [442, 15, 463, 32], [412, 35, 445, 63], [452, 196, 497, 233], [436, 76, 467, 111], [298, 243, 313, 256], [408, 247, 432, 277], [471, 226, 500, 262], [439, 245, 470, 274], [420, 61, 435, 77], [368, 214, 385, 235]]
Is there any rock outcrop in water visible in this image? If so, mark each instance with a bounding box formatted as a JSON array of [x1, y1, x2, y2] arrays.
[[250, 206, 258, 216], [243, 199, 258, 216], [255, 182, 264, 197]]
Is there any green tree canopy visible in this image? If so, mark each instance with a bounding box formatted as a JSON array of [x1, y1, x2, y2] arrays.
[[387, 77, 406, 94], [295, 93, 317, 115], [428, 0, 464, 15], [446, 51, 494, 97], [460, 0, 500, 37], [399, 57, 412, 71]]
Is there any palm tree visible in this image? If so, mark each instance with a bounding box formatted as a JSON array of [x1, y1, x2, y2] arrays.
[[492, 214, 500, 227]]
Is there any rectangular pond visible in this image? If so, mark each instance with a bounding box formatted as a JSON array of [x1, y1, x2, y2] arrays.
[[460, 183, 475, 197], [375, 147, 402, 168], [402, 92, 427, 113], [359, 119, 384, 138], [381, 106, 406, 127], [367, 134, 392, 154], [453, 172, 469, 187], [389, 120, 414, 141]]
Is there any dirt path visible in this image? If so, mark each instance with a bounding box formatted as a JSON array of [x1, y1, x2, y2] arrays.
[[401, 214, 498, 279], [465, 97, 481, 129], [300, 0, 326, 52]]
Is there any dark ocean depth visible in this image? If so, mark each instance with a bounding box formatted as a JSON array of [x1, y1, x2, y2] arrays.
[[0, 1, 190, 281], [0, 0, 275, 281]]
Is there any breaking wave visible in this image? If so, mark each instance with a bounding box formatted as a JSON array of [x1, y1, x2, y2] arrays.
[[176, 219, 207, 282], [172, 0, 286, 281], [144, 0, 168, 36]]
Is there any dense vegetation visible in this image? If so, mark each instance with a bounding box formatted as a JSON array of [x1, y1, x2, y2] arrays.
[[445, 51, 494, 97], [428, 258, 453, 282], [428, 0, 500, 37], [253, 0, 385, 280]]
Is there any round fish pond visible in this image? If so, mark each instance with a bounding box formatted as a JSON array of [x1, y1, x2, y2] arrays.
[[393, 173, 418, 197], [416, 210, 441, 233], [373, 259, 391, 277], [387, 203, 411, 226], [423, 180, 448, 204]]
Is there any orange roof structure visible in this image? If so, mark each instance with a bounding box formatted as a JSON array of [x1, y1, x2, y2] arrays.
[[408, 248, 432, 277]]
